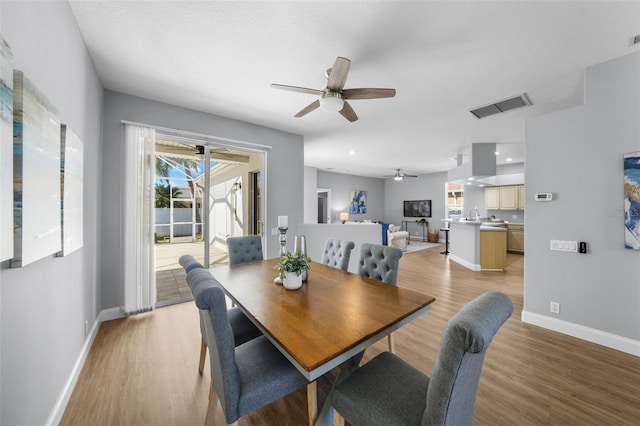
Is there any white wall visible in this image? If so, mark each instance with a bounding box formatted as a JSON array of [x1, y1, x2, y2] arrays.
[[317, 170, 385, 223], [101, 91, 304, 310], [524, 51, 640, 355], [384, 172, 448, 236], [304, 166, 318, 223], [0, 1, 104, 424]]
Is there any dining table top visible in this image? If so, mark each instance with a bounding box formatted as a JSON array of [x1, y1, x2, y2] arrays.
[[209, 258, 436, 381]]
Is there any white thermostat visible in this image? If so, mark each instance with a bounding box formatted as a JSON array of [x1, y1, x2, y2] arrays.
[[534, 193, 553, 201]]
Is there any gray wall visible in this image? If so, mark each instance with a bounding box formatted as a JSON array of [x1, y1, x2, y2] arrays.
[[384, 172, 448, 235], [102, 90, 304, 310], [0, 1, 103, 424], [524, 51, 640, 346], [317, 170, 385, 223]]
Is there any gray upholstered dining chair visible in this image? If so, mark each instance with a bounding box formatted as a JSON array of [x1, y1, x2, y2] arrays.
[[321, 238, 355, 271], [179, 254, 205, 273], [357, 243, 403, 351], [226, 235, 263, 307], [196, 281, 317, 426], [180, 255, 261, 375], [331, 291, 513, 426], [227, 235, 263, 265]]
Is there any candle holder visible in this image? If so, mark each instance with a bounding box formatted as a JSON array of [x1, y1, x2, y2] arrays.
[[274, 226, 288, 284]]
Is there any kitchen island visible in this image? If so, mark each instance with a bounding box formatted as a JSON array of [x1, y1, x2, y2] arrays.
[[447, 220, 507, 271]]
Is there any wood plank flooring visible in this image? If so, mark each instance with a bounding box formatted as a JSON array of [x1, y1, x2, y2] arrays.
[[61, 248, 640, 425]]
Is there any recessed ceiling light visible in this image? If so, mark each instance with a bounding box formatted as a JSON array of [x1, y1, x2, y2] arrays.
[[495, 151, 500, 155], [349, 150, 356, 155], [467, 177, 475, 181], [506, 158, 513, 162]]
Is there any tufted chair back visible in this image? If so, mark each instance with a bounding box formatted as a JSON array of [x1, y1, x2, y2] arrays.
[[227, 235, 264, 265], [178, 254, 204, 273], [321, 239, 355, 271], [357, 243, 403, 285]]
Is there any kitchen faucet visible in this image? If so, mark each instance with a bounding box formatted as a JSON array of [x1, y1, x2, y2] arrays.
[[470, 206, 480, 221]]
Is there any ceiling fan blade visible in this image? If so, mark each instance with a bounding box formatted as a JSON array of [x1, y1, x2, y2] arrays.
[[404, 174, 418, 178], [339, 101, 358, 122], [294, 99, 320, 117], [271, 84, 323, 96], [327, 57, 351, 91], [342, 88, 396, 100]]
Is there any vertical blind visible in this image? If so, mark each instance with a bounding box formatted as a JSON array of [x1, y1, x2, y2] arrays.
[[123, 124, 156, 315]]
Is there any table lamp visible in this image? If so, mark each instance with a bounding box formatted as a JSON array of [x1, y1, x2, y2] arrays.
[[340, 212, 349, 224]]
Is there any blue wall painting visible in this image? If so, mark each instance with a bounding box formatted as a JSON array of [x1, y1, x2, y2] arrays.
[[349, 189, 367, 214], [0, 36, 13, 262], [12, 70, 62, 267], [624, 151, 640, 250]]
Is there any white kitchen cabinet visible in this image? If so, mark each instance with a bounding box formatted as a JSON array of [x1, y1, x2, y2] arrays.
[[485, 187, 500, 209], [499, 186, 518, 209], [518, 185, 525, 210], [485, 185, 525, 210]]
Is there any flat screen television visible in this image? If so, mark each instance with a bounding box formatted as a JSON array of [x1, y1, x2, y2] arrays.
[[404, 200, 431, 217]]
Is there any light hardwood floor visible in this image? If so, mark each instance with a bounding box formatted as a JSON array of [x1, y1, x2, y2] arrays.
[[61, 248, 640, 425]]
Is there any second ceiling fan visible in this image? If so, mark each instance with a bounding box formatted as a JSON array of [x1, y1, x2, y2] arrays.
[[271, 56, 396, 122], [384, 169, 418, 181]]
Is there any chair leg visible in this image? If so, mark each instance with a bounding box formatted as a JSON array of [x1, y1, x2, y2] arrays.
[[199, 337, 207, 374], [388, 333, 395, 353], [307, 381, 317, 426], [333, 409, 345, 426], [205, 381, 237, 426]]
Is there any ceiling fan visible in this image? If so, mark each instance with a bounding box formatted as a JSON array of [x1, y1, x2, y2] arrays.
[[271, 56, 396, 122], [384, 169, 418, 181]]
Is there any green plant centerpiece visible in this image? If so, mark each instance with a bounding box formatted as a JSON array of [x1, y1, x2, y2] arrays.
[[275, 252, 311, 290]]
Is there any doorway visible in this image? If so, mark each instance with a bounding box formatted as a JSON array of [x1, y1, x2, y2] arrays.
[[317, 188, 331, 224], [153, 137, 264, 306]]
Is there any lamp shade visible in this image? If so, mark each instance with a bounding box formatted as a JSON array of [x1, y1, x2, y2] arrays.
[[339, 212, 349, 222]]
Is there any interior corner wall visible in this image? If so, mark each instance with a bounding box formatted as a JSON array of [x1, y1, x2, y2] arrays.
[[101, 91, 304, 310], [0, 1, 104, 424], [524, 51, 640, 353], [304, 166, 318, 223], [317, 171, 385, 223]]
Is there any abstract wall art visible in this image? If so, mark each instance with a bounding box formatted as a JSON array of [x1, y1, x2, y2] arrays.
[[349, 189, 367, 214], [624, 151, 640, 250], [0, 35, 13, 262], [12, 70, 62, 267], [57, 124, 83, 256]]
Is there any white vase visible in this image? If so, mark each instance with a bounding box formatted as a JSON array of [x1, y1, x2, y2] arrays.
[[283, 271, 303, 290]]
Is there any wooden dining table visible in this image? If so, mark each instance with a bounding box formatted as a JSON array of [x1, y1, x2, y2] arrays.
[[209, 258, 436, 425]]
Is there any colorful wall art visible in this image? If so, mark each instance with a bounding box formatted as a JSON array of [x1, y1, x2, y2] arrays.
[[12, 70, 62, 267], [624, 151, 640, 250], [349, 189, 367, 214], [0, 36, 13, 262], [57, 124, 83, 256]]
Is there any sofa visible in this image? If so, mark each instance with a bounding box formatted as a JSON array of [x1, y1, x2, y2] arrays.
[[387, 224, 409, 251]]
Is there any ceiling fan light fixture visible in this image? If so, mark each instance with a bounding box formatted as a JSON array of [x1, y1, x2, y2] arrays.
[[394, 175, 403, 181], [320, 91, 344, 112]]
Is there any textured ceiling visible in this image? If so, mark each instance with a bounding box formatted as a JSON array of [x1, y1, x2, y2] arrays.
[[69, 1, 640, 178]]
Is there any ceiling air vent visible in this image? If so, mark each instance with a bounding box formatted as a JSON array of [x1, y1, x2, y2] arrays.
[[470, 93, 531, 119]]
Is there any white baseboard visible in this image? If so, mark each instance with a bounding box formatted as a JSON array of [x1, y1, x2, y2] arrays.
[[448, 254, 481, 271], [521, 310, 640, 357], [45, 307, 126, 425]]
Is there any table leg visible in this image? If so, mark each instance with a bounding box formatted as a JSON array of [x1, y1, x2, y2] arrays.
[[314, 351, 365, 426]]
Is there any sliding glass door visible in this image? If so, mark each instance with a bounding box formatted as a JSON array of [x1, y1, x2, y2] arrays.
[[153, 137, 264, 306]]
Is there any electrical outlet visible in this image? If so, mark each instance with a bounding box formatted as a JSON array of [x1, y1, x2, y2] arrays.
[[271, 228, 278, 236], [550, 302, 560, 314]]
